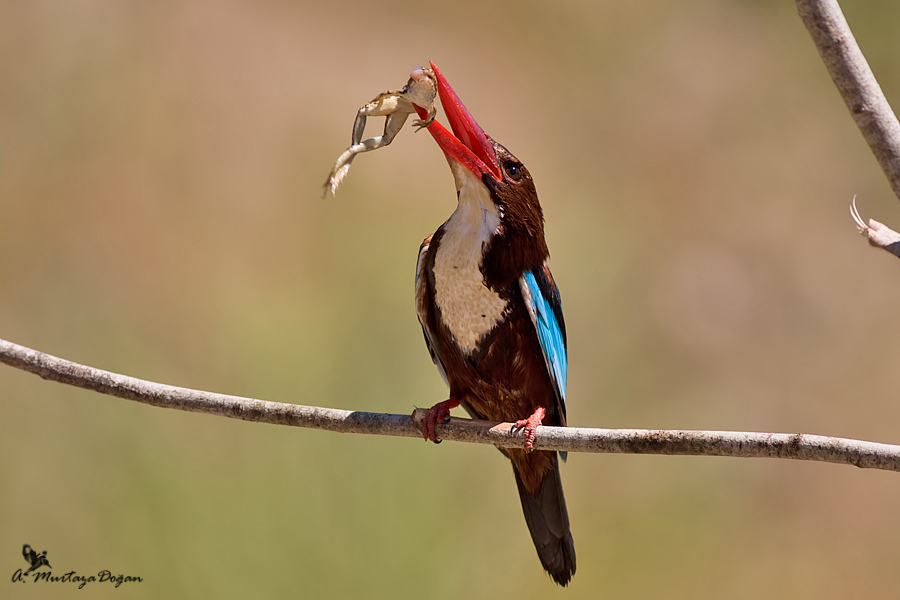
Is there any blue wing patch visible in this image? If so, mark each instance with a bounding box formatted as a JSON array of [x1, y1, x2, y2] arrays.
[[520, 268, 567, 421]]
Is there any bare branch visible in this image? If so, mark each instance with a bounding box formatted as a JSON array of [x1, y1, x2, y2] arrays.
[[3, 338, 900, 472], [796, 0, 900, 259], [796, 0, 900, 200]]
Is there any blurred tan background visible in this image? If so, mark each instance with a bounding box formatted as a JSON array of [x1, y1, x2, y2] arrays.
[[3, 0, 900, 597]]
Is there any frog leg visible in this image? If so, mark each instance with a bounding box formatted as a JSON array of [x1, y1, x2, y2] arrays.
[[324, 109, 412, 196]]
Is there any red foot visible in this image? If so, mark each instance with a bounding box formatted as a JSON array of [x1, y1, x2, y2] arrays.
[[420, 397, 460, 442], [514, 406, 546, 451]]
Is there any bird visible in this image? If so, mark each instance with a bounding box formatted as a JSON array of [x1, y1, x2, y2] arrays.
[[413, 62, 575, 586], [22, 544, 51, 574]]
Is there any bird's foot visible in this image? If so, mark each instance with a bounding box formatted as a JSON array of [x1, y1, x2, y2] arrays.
[[420, 397, 459, 443], [514, 406, 546, 452]]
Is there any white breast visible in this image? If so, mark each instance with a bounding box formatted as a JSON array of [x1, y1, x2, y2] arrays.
[[432, 163, 507, 355]]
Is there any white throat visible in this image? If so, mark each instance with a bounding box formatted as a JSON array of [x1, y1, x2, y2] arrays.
[[432, 162, 507, 354]]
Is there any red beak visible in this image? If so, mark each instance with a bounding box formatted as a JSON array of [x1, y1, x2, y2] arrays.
[[415, 62, 502, 181]]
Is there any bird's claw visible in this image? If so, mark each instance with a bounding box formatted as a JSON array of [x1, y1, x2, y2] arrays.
[[514, 407, 547, 452], [850, 195, 868, 233], [420, 397, 460, 443]]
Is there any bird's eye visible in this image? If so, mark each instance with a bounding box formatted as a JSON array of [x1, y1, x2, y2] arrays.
[[504, 163, 522, 181]]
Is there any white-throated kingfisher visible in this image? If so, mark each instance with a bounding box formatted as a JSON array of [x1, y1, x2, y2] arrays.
[[414, 62, 576, 586]]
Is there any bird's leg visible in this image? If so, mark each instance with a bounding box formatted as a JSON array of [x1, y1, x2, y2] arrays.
[[420, 397, 460, 443], [514, 406, 546, 452]]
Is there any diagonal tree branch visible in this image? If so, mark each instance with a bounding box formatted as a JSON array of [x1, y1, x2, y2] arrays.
[[796, 0, 900, 198], [3, 338, 900, 472], [796, 0, 900, 258]]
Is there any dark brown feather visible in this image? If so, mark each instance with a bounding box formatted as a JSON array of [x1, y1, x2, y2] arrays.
[[480, 141, 548, 288]]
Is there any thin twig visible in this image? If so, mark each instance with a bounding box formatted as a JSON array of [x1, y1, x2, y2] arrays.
[[3, 338, 900, 472], [796, 0, 900, 259]]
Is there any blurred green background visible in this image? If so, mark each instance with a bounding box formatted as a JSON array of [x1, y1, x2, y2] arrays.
[[3, 0, 900, 597]]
